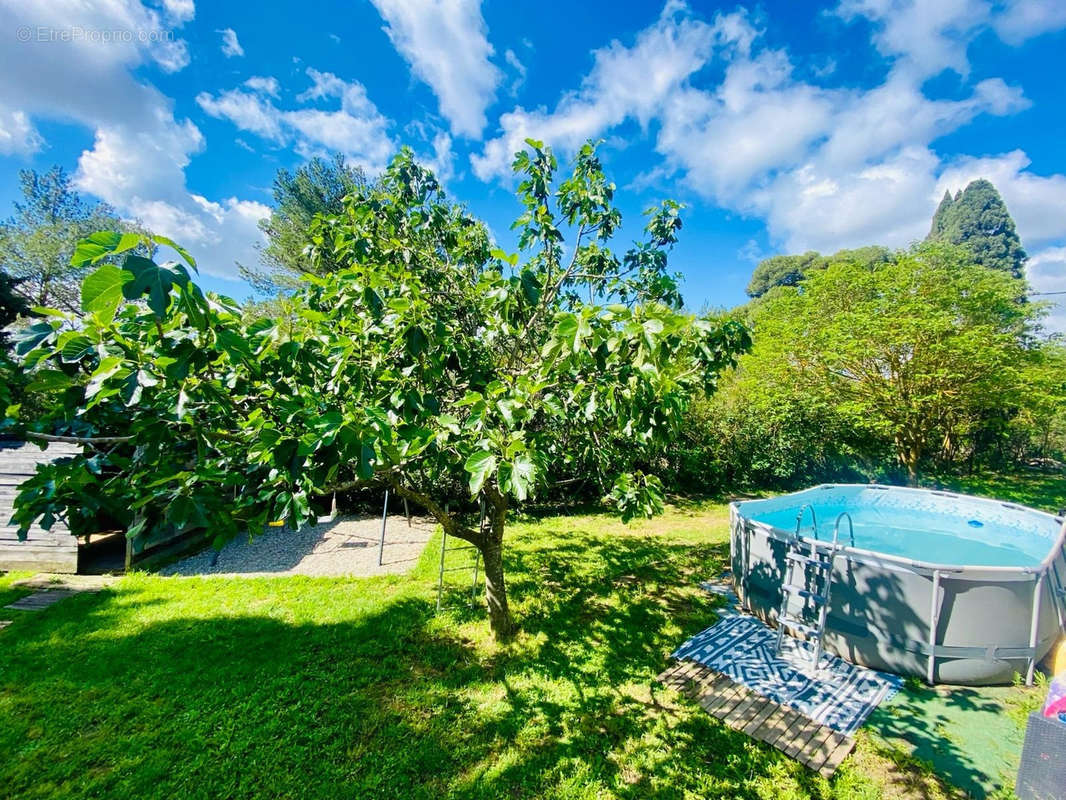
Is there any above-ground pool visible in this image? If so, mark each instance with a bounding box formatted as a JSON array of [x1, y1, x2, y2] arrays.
[[731, 485, 1066, 685]]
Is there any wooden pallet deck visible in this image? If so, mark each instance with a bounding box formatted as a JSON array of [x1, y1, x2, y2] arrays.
[[657, 658, 855, 778]]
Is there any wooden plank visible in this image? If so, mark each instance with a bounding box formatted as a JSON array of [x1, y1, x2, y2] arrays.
[[722, 692, 765, 731], [818, 735, 857, 777], [656, 661, 686, 686], [694, 675, 743, 713], [741, 698, 782, 737], [796, 725, 837, 771], [662, 660, 700, 690], [673, 660, 703, 687], [806, 727, 851, 773], [654, 661, 855, 777], [749, 706, 797, 749], [0, 553, 78, 573], [703, 682, 750, 718], [758, 706, 809, 750], [781, 714, 826, 760], [4, 589, 78, 610], [693, 670, 733, 699]]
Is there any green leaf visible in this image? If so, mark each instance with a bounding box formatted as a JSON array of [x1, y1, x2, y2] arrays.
[[357, 440, 376, 480], [151, 234, 197, 270], [71, 231, 142, 268], [12, 322, 56, 357], [81, 264, 133, 323], [464, 450, 496, 495], [24, 369, 73, 392], [60, 334, 94, 364], [122, 255, 189, 318], [508, 452, 536, 501], [519, 269, 542, 304]]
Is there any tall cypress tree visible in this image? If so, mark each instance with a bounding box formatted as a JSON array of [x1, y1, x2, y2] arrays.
[[928, 189, 954, 238], [926, 179, 1027, 278]]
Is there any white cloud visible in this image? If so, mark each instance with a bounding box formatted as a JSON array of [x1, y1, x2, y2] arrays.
[[197, 88, 283, 140], [244, 75, 280, 97], [218, 27, 244, 58], [425, 130, 455, 183], [477, 0, 1060, 281], [369, 0, 501, 138], [0, 1, 271, 279], [197, 68, 395, 172], [1025, 247, 1066, 334], [836, 0, 1066, 76], [473, 2, 723, 180], [161, 0, 195, 24], [504, 48, 526, 95], [991, 0, 1066, 44], [835, 0, 988, 78], [0, 105, 42, 156]]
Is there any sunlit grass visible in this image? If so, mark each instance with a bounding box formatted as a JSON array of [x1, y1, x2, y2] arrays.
[[0, 500, 966, 799]]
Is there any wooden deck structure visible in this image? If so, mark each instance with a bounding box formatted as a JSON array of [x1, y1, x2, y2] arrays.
[[657, 658, 855, 778], [0, 442, 79, 573]]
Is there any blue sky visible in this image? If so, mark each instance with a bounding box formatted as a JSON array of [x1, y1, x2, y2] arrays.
[[1, 0, 1064, 328]]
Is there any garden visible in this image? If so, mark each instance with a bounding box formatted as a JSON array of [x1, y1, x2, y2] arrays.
[[1, 140, 1064, 798]]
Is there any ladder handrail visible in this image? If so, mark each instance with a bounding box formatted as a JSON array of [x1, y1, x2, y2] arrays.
[[795, 503, 818, 541], [833, 511, 855, 549]]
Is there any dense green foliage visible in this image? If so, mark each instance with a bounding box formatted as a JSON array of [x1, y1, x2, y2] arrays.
[[926, 179, 1027, 278], [681, 243, 1060, 489], [745, 246, 893, 298], [0, 502, 979, 800], [0, 166, 123, 313], [10, 141, 748, 637], [0, 268, 34, 413], [242, 154, 374, 294]]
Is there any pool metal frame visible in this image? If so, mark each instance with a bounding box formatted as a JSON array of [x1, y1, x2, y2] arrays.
[[730, 484, 1066, 685]]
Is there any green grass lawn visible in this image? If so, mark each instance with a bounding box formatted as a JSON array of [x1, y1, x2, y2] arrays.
[[1, 477, 1056, 799]]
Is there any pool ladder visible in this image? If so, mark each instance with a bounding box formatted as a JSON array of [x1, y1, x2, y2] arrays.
[[774, 508, 853, 671]]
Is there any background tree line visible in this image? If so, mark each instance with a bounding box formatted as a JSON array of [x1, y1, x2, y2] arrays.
[[3, 154, 1062, 512], [672, 179, 1064, 493]]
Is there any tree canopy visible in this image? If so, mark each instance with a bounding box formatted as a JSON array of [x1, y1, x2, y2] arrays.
[[926, 179, 1027, 278], [740, 242, 1039, 483], [242, 154, 374, 294], [0, 166, 123, 313], [10, 141, 749, 638], [745, 246, 893, 298]]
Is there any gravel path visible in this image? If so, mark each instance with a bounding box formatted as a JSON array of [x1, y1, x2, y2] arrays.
[[161, 514, 437, 578]]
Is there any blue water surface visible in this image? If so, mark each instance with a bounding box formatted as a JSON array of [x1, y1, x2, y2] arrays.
[[741, 488, 1061, 568]]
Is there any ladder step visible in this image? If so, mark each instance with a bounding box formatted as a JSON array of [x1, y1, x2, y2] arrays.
[[786, 552, 832, 571], [778, 615, 822, 639], [782, 584, 826, 604]]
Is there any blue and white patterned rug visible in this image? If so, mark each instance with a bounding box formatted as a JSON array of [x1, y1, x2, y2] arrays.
[[674, 599, 902, 735]]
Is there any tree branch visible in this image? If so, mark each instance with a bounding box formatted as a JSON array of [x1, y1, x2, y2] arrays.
[[388, 476, 484, 547]]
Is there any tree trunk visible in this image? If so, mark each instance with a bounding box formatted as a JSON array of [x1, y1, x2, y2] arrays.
[[479, 491, 514, 640], [384, 478, 515, 640]]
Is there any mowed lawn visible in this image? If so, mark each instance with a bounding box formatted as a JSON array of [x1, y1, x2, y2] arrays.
[[1, 484, 1054, 800]]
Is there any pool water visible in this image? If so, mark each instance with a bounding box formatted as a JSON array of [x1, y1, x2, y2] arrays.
[[742, 489, 1061, 568]]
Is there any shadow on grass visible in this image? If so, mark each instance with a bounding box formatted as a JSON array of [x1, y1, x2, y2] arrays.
[[0, 521, 855, 800]]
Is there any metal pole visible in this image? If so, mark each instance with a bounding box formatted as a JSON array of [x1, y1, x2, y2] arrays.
[[927, 569, 941, 685], [1026, 570, 1046, 686], [436, 502, 450, 614], [436, 527, 447, 613], [378, 489, 389, 566], [403, 497, 411, 527], [471, 500, 485, 605]]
